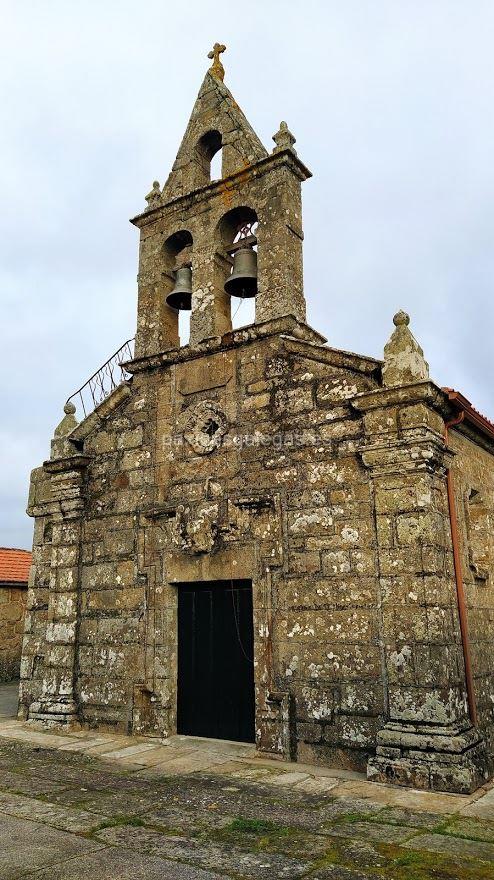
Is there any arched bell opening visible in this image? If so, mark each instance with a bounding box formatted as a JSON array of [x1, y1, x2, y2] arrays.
[[195, 129, 223, 185], [163, 229, 193, 345], [217, 206, 258, 329]]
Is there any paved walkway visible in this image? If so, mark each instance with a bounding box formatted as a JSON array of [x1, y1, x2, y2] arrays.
[[0, 682, 493, 878], [0, 681, 19, 720]]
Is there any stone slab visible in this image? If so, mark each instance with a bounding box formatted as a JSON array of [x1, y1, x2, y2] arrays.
[[46, 786, 164, 817], [137, 752, 234, 776], [0, 789, 108, 833], [403, 830, 494, 862], [0, 768, 72, 797], [0, 682, 19, 719], [97, 742, 164, 760], [58, 736, 123, 752], [309, 868, 374, 880], [124, 746, 196, 768], [78, 737, 136, 755], [29, 847, 225, 879], [96, 825, 309, 878], [0, 813, 103, 880], [0, 728, 77, 748], [461, 785, 494, 820], [0, 720, 25, 731], [331, 778, 467, 814], [323, 821, 416, 844], [293, 776, 340, 795], [371, 806, 444, 830], [263, 771, 311, 787], [164, 734, 256, 758]]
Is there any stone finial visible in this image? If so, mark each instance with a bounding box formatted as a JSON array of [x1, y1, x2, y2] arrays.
[[51, 402, 78, 459], [145, 181, 161, 209], [272, 121, 297, 155], [207, 42, 226, 81], [382, 310, 429, 388]]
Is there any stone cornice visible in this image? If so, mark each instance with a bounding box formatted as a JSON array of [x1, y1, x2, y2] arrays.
[[130, 149, 312, 229], [43, 454, 91, 475], [124, 316, 327, 375], [352, 380, 451, 416], [282, 336, 381, 376], [360, 432, 454, 476]]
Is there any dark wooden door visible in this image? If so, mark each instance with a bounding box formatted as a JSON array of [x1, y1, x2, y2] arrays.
[[177, 580, 255, 743]]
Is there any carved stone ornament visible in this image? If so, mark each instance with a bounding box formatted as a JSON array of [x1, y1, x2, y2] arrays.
[[173, 503, 220, 554], [183, 401, 228, 455]]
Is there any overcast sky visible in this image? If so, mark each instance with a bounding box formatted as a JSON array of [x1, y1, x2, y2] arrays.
[[2, 1, 494, 549]]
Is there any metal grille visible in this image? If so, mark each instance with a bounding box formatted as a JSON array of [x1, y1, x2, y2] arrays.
[[67, 338, 134, 419]]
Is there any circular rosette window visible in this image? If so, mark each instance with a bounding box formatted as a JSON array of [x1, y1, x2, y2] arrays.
[[183, 401, 228, 455]]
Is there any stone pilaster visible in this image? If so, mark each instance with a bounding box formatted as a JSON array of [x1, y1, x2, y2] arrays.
[[353, 314, 490, 793], [20, 406, 89, 728], [135, 228, 180, 358], [255, 134, 306, 326], [189, 242, 232, 347]]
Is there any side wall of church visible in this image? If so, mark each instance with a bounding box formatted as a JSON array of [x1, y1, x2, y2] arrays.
[[449, 428, 494, 753]]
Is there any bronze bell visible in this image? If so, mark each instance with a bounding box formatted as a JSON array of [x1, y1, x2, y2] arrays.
[[166, 265, 192, 310], [224, 246, 258, 298]]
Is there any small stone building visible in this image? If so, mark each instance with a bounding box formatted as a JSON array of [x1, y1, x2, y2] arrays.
[[0, 548, 30, 681], [20, 47, 494, 794]]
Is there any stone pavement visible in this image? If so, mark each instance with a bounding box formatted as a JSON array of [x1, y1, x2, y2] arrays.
[[0, 684, 494, 878], [0, 681, 19, 720]]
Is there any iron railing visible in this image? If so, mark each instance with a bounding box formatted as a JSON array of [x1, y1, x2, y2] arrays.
[[67, 338, 135, 419]]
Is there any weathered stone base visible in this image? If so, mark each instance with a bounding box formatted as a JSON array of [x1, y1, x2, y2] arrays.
[[24, 700, 81, 731], [367, 720, 492, 793]]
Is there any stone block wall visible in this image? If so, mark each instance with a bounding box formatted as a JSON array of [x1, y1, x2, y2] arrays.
[[448, 429, 494, 753], [74, 375, 156, 731], [19, 317, 494, 791], [0, 584, 27, 681], [73, 325, 383, 767]]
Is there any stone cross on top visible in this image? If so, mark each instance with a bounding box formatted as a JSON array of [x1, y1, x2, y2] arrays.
[[208, 42, 226, 81]]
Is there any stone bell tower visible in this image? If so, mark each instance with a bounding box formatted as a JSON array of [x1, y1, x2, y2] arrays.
[[132, 42, 310, 355]]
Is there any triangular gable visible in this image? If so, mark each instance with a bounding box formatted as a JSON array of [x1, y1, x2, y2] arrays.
[[162, 73, 268, 200]]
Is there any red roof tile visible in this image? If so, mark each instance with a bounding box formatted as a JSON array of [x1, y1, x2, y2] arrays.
[[443, 388, 494, 442], [0, 548, 31, 585]]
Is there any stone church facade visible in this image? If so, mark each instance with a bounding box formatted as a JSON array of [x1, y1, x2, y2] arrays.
[[20, 47, 494, 794]]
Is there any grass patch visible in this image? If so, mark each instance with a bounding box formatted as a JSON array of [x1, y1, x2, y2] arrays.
[[331, 810, 380, 825], [94, 815, 146, 831], [392, 850, 423, 867], [228, 818, 289, 835], [213, 816, 329, 860]]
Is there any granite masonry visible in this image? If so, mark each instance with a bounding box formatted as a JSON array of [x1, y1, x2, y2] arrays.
[[20, 47, 494, 794], [0, 548, 30, 682]]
